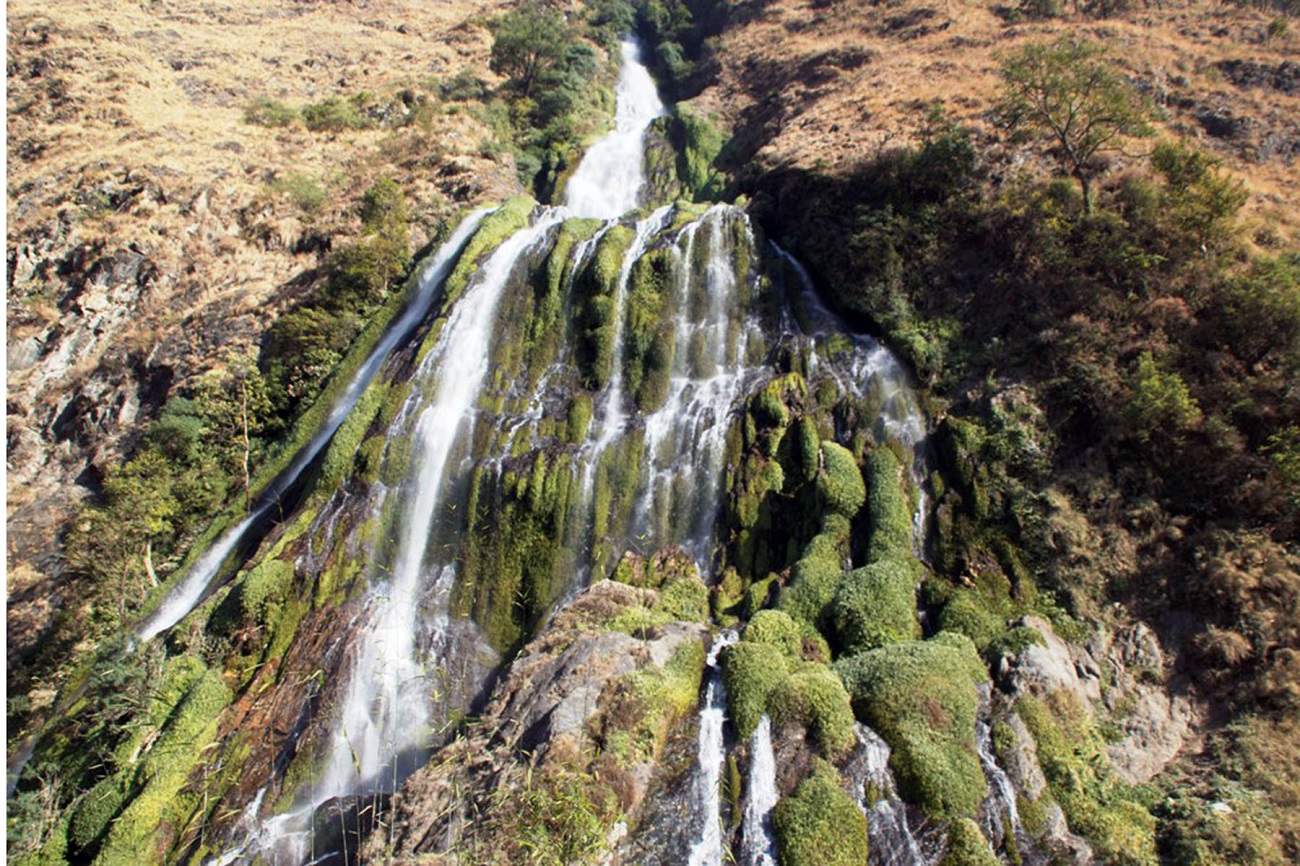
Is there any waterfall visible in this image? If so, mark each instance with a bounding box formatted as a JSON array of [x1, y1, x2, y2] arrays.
[[845, 723, 929, 866], [135, 208, 492, 642], [563, 39, 666, 220], [687, 631, 738, 866], [192, 29, 940, 866], [975, 710, 1023, 855], [636, 207, 762, 568], [740, 716, 779, 866], [771, 245, 930, 556]]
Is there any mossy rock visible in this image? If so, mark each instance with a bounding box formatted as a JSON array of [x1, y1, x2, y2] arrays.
[[936, 592, 1004, 652], [766, 663, 856, 759], [68, 774, 129, 855], [720, 641, 789, 739], [940, 818, 1000, 866], [778, 529, 847, 631], [772, 759, 869, 866], [831, 557, 921, 655], [743, 609, 803, 661], [566, 395, 593, 443], [96, 668, 233, 864], [834, 636, 988, 819], [817, 441, 866, 517], [865, 447, 914, 562], [1015, 692, 1158, 865]]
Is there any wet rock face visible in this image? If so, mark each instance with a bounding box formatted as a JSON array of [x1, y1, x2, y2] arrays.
[[368, 580, 710, 862]]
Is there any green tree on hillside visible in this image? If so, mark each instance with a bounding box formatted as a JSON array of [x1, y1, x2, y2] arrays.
[[995, 36, 1151, 213], [490, 4, 572, 98]]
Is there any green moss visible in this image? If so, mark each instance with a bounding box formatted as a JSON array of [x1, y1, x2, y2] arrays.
[[834, 637, 988, 819], [613, 639, 707, 761], [936, 593, 1004, 651], [818, 441, 866, 517], [720, 641, 790, 739], [574, 224, 636, 389], [752, 377, 793, 429], [940, 818, 999, 866], [236, 558, 294, 626], [566, 395, 593, 443], [742, 574, 778, 619], [766, 663, 856, 759], [68, 774, 128, 854], [1015, 692, 1158, 865], [743, 609, 803, 660], [865, 447, 914, 562], [657, 578, 709, 623], [670, 103, 730, 201], [625, 248, 678, 413], [831, 557, 921, 654], [772, 759, 869, 866], [96, 668, 233, 864], [315, 379, 389, 490], [796, 416, 821, 481], [778, 529, 847, 631]]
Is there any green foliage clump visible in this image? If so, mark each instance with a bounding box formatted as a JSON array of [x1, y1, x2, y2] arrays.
[[67, 775, 127, 854], [721, 641, 790, 739], [657, 578, 709, 622], [504, 768, 618, 865], [772, 759, 869, 866], [268, 171, 326, 216], [301, 96, 372, 132], [575, 225, 636, 389], [666, 103, 730, 201], [1016, 692, 1158, 865], [767, 664, 857, 759], [1124, 351, 1201, 444], [96, 668, 233, 864], [744, 609, 803, 661], [817, 441, 866, 517], [235, 558, 294, 626], [835, 636, 988, 819], [941, 818, 1000, 866], [244, 97, 298, 127], [567, 395, 594, 443], [936, 592, 1004, 651], [831, 558, 920, 654], [625, 248, 677, 412], [608, 639, 707, 762]]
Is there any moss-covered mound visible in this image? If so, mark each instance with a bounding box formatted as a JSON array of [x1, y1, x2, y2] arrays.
[[772, 759, 869, 866], [721, 640, 789, 737], [864, 447, 914, 562], [835, 635, 988, 819], [766, 663, 856, 759], [830, 558, 921, 654], [940, 818, 1000, 866]]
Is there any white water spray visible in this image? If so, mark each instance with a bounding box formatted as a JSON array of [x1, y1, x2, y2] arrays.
[[740, 715, 779, 866], [687, 631, 738, 866], [136, 209, 492, 643], [564, 39, 666, 220]]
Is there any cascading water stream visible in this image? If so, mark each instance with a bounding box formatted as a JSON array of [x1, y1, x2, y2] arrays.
[[975, 685, 1023, 855], [135, 208, 492, 642], [686, 631, 738, 866], [636, 207, 762, 568], [563, 39, 665, 220], [740, 716, 779, 866], [217, 36, 667, 866], [771, 245, 930, 556], [846, 723, 929, 866]]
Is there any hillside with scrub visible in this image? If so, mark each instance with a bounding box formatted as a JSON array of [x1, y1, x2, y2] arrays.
[[7, 0, 1300, 864]]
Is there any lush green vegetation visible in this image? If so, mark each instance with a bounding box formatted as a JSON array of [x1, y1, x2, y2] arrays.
[[835, 635, 988, 819], [772, 759, 869, 866]]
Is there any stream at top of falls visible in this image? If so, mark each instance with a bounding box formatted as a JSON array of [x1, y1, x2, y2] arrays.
[[186, 35, 936, 866]]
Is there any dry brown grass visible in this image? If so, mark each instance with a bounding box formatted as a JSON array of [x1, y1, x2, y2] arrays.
[[702, 0, 1299, 242]]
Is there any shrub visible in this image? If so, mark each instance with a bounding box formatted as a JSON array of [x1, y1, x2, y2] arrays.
[[766, 663, 856, 759], [817, 442, 866, 517], [772, 759, 868, 866], [657, 578, 709, 622], [244, 97, 298, 127], [301, 97, 371, 133], [270, 172, 326, 216], [1124, 351, 1201, 443], [831, 558, 920, 654], [720, 641, 789, 739], [936, 592, 1003, 652]]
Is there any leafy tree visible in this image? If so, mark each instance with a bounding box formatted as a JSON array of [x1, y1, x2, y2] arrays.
[[191, 348, 273, 512], [1124, 350, 1201, 443], [490, 4, 572, 98], [995, 36, 1151, 213]]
